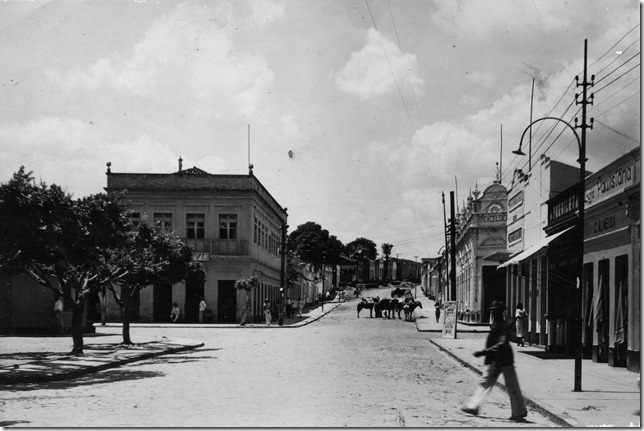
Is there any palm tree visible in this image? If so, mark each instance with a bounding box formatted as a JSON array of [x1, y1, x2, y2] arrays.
[[381, 243, 393, 283]]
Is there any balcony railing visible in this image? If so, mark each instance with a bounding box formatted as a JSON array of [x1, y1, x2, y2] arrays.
[[181, 238, 248, 256]]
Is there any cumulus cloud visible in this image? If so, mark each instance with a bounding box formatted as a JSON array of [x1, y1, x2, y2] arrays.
[[248, 0, 285, 28], [0, 116, 226, 196], [336, 28, 424, 99], [44, 3, 275, 118], [467, 70, 495, 87], [432, 0, 572, 37]]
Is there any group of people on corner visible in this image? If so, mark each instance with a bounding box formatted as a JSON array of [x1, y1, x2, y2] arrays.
[[167, 295, 309, 326], [263, 297, 304, 326], [169, 296, 208, 323]]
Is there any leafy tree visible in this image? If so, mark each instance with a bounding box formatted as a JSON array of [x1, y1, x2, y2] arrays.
[[381, 243, 393, 282], [0, 167, 131, 355], [287, 222, 345, 264], [106, 222, 200, 344], [345, 237, 378, 260]]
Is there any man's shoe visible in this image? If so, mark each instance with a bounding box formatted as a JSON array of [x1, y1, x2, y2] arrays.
[[509, 413, 527, 421], [460, 407, 479, 416]]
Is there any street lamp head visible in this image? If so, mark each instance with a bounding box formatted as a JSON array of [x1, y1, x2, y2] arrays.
[[512, 146, 526, 156]]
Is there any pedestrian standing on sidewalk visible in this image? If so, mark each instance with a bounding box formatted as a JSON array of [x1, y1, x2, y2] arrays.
[[170, 303, 180, 323], [286, 297, 293, 318], [515, 303, 528, 347], [198, 297, 207, 323], [435, 299, 442, 323], [460, 300, 528, 422], [263, 298, 272, 326], [297, 297, 303, 318], [54, 294, 64, 333], [271, 301, 278, 323]]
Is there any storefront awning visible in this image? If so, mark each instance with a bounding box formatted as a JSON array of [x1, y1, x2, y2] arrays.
[[482, 250, 515, 263], [498, 226, 574, 268]]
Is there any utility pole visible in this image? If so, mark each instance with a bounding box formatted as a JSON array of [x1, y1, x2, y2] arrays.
[[449, 191, 457, 302], [279, 223, 288, 326], [442, 192, 449, 299], [573, 39, 593, 392]]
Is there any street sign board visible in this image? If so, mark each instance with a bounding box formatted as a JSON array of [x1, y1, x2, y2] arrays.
[[442, 301, 458, 338]]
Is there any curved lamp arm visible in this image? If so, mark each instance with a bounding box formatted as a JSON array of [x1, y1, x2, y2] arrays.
[[513, 116, 581, 157]]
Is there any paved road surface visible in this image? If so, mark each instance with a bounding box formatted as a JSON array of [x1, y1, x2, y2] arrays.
[[1, 296, 558, 427]]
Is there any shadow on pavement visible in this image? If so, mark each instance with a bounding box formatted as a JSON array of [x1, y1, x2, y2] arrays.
[[0, 421, 31, 427], [2, 369, 164, 391], [0, 352, 69, 361]]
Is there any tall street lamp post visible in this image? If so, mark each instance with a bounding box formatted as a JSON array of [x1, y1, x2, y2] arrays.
[[511, 39, 593, 393]]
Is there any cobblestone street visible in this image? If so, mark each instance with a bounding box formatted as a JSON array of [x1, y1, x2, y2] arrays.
[[2, 300, 558, 427]]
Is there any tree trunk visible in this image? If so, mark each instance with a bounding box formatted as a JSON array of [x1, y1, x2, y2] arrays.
[[240, 291, 251, 325], [69, 298, 86, 356], [98, 287, 107, 325], [121, 285, 133, 345]]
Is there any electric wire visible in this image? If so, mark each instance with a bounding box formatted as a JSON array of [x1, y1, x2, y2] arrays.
[[501, 28, 640, 181], [364, 0, 417, 132]]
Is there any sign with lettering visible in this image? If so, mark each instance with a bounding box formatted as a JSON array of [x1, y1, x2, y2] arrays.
[[481, 214, 507, 223], [192, 252, 210, 261], [442, 301, 458, 339], [585, 209, 628, 239], [585, 161, 634, 209]]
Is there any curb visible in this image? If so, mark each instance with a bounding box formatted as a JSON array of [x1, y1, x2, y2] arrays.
[[0, 342, 204, 385], [427, 338, 573, 428], [93, 303, 344, 329]]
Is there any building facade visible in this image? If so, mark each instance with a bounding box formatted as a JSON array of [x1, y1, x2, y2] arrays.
[[452, 182, 509, 323], [582, 148, 640, 372], [500, 156, 584, 344], [103, 163, 287, 324]]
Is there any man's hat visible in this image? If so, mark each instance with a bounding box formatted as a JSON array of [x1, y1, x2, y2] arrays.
[[489, 300, 506, 311]]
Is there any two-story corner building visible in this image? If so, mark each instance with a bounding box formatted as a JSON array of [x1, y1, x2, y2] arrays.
[[452, 181, 508, 323], [103, 161, 287, 324], [500, 155, 586, 345]]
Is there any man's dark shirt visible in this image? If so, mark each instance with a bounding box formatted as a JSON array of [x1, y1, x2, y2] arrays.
[[480, 319, 514, 366]]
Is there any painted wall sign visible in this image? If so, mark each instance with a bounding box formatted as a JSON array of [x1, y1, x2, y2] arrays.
[[192, 252, 210, 261], [585, 208, 628, 239], [585, 161, 634, 209]]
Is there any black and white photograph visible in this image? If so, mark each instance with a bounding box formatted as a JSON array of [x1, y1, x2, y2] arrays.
[[0, 0, 640, 427]]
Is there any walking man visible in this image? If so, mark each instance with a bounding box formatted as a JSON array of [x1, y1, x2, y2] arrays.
[[199, 296, 207, 323], [263, 298, 272, 326], [460, 300, 527, 422]]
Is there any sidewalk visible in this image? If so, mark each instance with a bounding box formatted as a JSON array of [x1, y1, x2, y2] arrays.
[[415, 295, 641, 427], [0, 302, 341, 384], [95, 301, 342, 329]]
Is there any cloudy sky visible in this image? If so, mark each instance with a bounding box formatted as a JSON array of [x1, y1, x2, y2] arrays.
[[0, 0, 639, 261]]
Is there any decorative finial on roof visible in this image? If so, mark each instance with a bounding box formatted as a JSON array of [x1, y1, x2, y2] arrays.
[[249, 163, 254, 176], [472, 181, 481, 200], [106, 161, 111, 175]]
